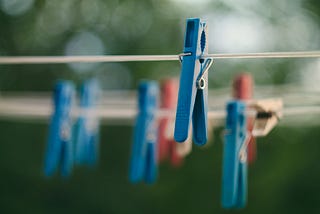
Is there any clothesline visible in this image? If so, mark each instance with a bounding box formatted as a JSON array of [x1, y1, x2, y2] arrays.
[[0, 51, 319, 64], [1, 87, 320, 108], [0, 99, 317, 124]]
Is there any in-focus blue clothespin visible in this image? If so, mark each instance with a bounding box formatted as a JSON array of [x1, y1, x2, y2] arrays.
[[75, 79, 100, 166], [129, 81, 159, 184], [221, 100, 248, 209], [44, 81, 75, 177], [174, 18, 213, 146]]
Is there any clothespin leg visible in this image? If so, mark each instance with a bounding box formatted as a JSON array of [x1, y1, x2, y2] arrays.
[[129, 117, 147, 183], [221, 128, 239, 208], [44, 118, 62, 176], [236, 159, 248, 208], [87, 133, 99, 166], [158, 119, 170, 162], [75, 119, 87, 164], [170, 140, 183, 167], [222, 101, 247, 208], [61, 139, 74, 177], [145, 141, 158, 184], [192, 87, 208, 145]]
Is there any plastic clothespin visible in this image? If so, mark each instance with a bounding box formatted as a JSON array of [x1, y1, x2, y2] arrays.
[[174, 18, 213, 146], [222, 101, 248, 209], [75, 79, 100, 166], [158, 79, 192, 167], [158, 79, 183, 166], [129, 81, 159, 184], [233, 73, 257, 164], [44, 81, 75, 177], [249, 99, 283, 137]]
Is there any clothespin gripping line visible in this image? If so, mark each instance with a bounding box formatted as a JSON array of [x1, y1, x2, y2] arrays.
[[178, 52, 192, 63]]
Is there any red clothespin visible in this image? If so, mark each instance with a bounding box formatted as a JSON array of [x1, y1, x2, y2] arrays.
[[233, 73, 256, 164], [158, 79, 183, 167]]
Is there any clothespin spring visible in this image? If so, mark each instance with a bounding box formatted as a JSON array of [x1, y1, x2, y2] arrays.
[[197, 58, 213, 90], [238, 132, 252, 163]]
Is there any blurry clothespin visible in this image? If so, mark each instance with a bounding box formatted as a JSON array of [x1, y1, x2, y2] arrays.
[[129, 81, 159, 184], [158, 79, 177, 163], [158, 79, 192, 167], [75, 79, 100, 166], [44, 81, 75, 177], [233, 73, 256, 164], [174, 18, 213, 146], [249, 98, 283, 137], [222, 101, 248, 209]]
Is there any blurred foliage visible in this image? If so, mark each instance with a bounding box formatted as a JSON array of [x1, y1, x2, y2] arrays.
[[0, 0, 320, 213]]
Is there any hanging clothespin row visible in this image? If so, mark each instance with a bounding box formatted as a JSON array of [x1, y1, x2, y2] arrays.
[[233, 73, 256, 164], [44, 81, 75, 177], [158, 79, 192, 167], [222, 100, 248, 209], [129, 81, 159, 184], [174, 18, 213, 146], [75, 79, 100, 166], [249, 98, 283, 137]]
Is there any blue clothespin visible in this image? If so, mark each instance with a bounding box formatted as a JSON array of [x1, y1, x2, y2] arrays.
[[75, 79, 100, 166], [44, 81, 75, 177], [174, 18, 213, 146], [129, 81, 159, 184], [221, 100, 248, 209]]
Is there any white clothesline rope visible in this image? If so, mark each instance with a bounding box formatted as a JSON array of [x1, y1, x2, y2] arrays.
[[0, 101, 316, 120], [0, 51, 319, 64]]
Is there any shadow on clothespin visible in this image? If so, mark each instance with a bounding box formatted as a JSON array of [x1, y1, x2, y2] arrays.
[[44, 81, 75, 177], [129, 81, 159, 184], [249, 98, 283, 137], [174, 18, 213, 146], [158, 79, 192, 167], [233, 73, 256, 164], [222, 101, 248, 209], [75, 79, 100, 167]]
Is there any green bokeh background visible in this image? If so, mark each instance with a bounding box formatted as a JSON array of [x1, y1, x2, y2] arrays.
[[0, 0, 320, 213]]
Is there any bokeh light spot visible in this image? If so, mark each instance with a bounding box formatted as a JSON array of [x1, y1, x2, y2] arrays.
[[65, 31, 105, 72], [0, 0, 34, 16]]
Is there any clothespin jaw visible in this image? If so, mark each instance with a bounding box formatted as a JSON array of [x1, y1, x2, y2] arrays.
[[44, 81, 75, 177], [129, 81, 159, 184], [222, 101, 248, 209], [174, 18, 212, 146], [233, 73, 256, 164], [249, 99, 283, 137], [75, 79, 100, 166]]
